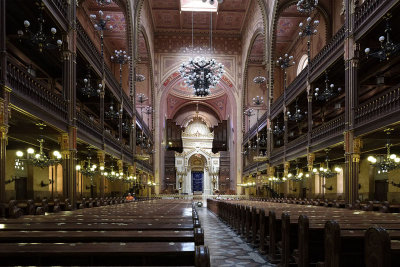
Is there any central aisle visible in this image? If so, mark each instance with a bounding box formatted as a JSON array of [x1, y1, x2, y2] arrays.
[[196, 207, 275, 267]]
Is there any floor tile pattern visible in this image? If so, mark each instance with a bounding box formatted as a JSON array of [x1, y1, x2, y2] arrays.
[[196, 207, 276, 267]]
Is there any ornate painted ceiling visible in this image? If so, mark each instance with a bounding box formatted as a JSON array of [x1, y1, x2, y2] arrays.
[[275, 5, 307, 56], [150, 0, 250, 33]]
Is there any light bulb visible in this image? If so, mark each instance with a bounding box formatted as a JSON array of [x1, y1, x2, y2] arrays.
[[27, 148, 34, 154], [51, 28, 57, 34], [16, 151, 23, 157], [76, 165, 81, 171]]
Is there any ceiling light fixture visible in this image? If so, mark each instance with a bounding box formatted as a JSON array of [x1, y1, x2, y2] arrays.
[[179, 5, 224, 97]]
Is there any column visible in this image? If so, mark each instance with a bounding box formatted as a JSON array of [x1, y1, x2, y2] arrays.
[[344, 135, 362, 205], [60, 133, 77, 207], [97, 151, 105, 198], [284, 161, 290, 195], [117, 159, 123, 196], [344, 0, 359, 205], [307, 152, 315, 198]]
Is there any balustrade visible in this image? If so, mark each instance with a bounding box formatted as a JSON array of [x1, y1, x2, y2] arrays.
[[310, 114, 345, 144], [355, 86, 400, 126], [354, 0, 388, 32], [286, 134, 308, 155], [76, 111, 103, 140], [105, 130, 122, 152], [6, 56, 67, 121]]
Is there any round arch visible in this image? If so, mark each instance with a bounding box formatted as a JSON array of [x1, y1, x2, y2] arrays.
[[268, 0, 331, 99]]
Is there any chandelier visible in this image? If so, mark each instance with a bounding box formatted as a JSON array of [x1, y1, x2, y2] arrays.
[[122, 119, 134, 135], [102, 165, 123, 181], [365, 14, 400, 61], [17, 2, 63, 53], [288, 164, 310, 182], [273, 121, 285, 136], [96, 0, 112, 6], [312, 149, 341, 178], [16, 138, 62, 168], [105, 99, 121, 120], [202, 0, 224, 4], [80, 67, 101, 98], [297, 0, 318, 14], [314, 71, 341, 102], [287, 99, 307, 122], [268, 173, 287, 184], [179, 5, 224, 97], [253, 70, 266, 85], [367, 129, 400, 174], [135, 74, 146, 82], [76, 154, 99, 177], [179, 57, 224, 97], [299, 17, 319, 37]]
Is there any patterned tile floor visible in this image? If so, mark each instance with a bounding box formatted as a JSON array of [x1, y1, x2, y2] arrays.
[[196, 207, 276, 267]]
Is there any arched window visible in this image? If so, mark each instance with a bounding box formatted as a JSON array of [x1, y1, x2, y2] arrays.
[[297, 54, 308, 75]]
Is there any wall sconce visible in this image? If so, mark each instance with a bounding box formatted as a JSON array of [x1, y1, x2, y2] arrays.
[[322, 184, 333, 191], [390, 181, 400, 188], [40, 179, 53, 187]]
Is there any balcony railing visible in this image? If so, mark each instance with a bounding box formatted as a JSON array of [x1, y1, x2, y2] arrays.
[[136, 113, 153, 142], [105, 131, 122, 153], [309, 25, 346, 77], [270, 146, 284, 163], [271, 94, 284, 119], [76, 111, 103, 140], [286, 134, 308, 155], [76, 21, 102, 74], [354, 0, 389, 32], [355, 85, 400, 126], [243, 110, 268, 142], [286, 67, 307, 103], [311, 114, 345, 144], [42, 0, 68, 30], [7, 56, 67, 121]]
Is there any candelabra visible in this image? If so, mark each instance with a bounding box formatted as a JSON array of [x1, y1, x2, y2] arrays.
[[90, 10, 113, 78], [314, 71, 341, 102], [80, 67, 102, 98], [276, 54, 295, 95], [17, 1, 63, 53], [365, 14, 400, 61], [297, 0, 318, 14], [299, 16, 319, 75], [121, 119, 134, 135], [111, 50, 130, 89]]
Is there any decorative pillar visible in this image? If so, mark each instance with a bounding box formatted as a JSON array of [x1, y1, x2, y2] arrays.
[[284, 161, 290, 195], [117, 159, 123, 196], [60, 132, 77, 207], [118, 103, 123, 141], [344, 0, 359, 205], [97, 151, 105, 197], [344, 135, 362, 205]]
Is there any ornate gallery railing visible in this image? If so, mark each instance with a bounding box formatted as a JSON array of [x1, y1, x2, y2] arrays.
[[310, 114, 345, 145], [7, 56, 67, 121], [76, 111, 103, 140], [355, 85, 400, 127]]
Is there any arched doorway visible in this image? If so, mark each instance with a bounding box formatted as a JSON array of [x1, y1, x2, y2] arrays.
[[189, 154, 206, 194]]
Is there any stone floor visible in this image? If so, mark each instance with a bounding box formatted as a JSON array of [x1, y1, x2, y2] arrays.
[[196, 207, 276, 267]]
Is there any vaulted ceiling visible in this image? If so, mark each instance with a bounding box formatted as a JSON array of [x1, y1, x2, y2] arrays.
[[150, 0, 251, 33]]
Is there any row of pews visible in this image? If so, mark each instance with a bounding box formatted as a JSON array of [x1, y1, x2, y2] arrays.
[[0, 197, 137, 218], [0, 199, 210, 266], [208, 198, 400, 267], [248, 197, 400, 213]]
